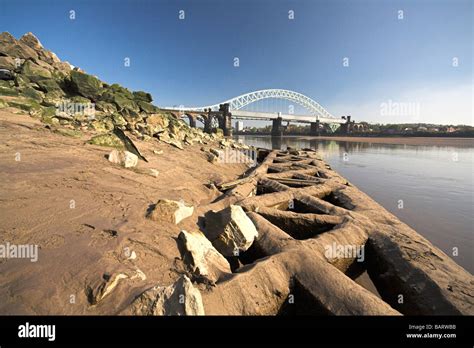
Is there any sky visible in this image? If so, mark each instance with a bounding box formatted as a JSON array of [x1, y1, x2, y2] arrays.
[[1, 0, 472, 125]]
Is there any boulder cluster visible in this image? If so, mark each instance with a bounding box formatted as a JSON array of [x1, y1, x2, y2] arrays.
[[0, 32, 244, 151]]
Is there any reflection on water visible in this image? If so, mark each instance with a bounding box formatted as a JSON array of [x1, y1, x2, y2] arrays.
[[235, 135, 474, 274]]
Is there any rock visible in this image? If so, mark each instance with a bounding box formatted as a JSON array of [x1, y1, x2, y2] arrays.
[[0, 80, 13, 88], [41, 92, 64, 107], [146, 113, 169, 129], [5, 98, 42, 113], [90, 120, 111, 133], [22, 87, 44, 101], [18, 32, 43, 50], [96, 101, 117, 114], [149, 169, 159, 177], [14, 74, 30, 89], [0, 32, 39, 60], [133, 91, 153, 103], [148, 199, 194, 224], [204, 205, 258, 257], [137, 100, 157, 113], [0, 56, 16, 70], [111, 113, 127, 127], [178, 230, 231, 284], [0, 86, 19, 97], [206, 152, 218, 164], [168, 139, 184, 150], [19, 32, 60, 66], [88, 133, 124, 148], [153, 150, 163, 155], [36, 78, 63, 93], [115, 94, 139, 113], [21, 60, 52, 82], [70, 70, 102, 100], [209, 148, 222, 157], [86, 272, 128, 305], [126, 275, 205, 315], [108, 149, 138, 168], [52, 61, 72, 75]]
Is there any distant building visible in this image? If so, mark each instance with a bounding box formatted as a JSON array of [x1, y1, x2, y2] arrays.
[[446, 127, 457, 133], [417, 126, 428, 132], [235, 121, 244, 132]]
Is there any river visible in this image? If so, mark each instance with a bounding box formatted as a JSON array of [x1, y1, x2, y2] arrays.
[[234, 135, 474, 274]]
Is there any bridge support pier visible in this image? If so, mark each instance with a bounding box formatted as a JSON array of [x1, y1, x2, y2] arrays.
[[185, 113, 196, 128], [340, 116, 352, 134], [310, 120, 320, 136], [204, 109, 213, 134], [219, 103, 232, 137], [271, 117, 283, 137]]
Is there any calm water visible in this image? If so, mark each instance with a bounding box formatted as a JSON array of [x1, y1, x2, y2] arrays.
[[235, 135, 474, 274]]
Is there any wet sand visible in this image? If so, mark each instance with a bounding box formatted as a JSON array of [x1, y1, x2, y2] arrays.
[[0, 109, 248, 314]]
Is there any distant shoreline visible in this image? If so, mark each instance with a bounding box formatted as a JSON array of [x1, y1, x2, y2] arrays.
[[234, 134, 474, 147]]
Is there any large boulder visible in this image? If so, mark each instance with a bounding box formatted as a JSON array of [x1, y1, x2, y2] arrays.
[[36, 78, 63, 93], [204, 205, 258, 257], [21, 60, 52, 82], [107, 149, 138, 168], [70, 70, 103, 100], [147, 199, 194, 224], [177, 230, 231, 284], [0, 56, 16, 70], [125, 275, 204, 315]]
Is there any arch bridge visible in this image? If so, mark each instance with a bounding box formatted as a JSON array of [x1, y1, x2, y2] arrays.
[[161, 89, 353, 136]]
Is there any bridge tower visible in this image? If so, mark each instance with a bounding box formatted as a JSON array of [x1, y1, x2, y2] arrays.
[[271, 115, 283, 137], [310, 119, 321, 136]]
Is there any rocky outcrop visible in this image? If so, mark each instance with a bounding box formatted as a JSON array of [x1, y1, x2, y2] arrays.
[[147, 199, 194, 224], [124, 276, 205, 315], [0, 32, 252, 156]]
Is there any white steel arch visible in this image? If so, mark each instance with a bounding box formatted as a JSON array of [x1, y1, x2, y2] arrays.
[[173, 89, 336, 120]]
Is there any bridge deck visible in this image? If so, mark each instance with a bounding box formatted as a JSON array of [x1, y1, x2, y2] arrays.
[[230, 110, 346, 124]]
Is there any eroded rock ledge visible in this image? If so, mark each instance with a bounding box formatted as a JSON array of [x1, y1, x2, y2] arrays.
[[126, 148, 473, 316]]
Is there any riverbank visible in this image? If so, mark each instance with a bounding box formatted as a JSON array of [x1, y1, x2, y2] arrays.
[[0, 109, 472, 315]]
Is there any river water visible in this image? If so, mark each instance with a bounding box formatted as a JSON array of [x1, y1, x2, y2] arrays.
[[234, 135, 474, 274]]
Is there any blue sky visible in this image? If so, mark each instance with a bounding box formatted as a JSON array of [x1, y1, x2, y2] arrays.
[[1, 0, 472, 125]]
